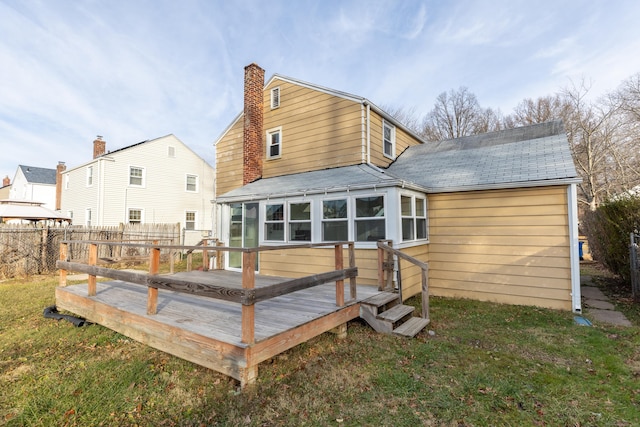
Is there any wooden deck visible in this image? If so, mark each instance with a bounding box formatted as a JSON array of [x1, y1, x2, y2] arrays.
[[55, 270, 382, 386]]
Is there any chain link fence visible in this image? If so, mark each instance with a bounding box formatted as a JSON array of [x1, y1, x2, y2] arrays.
[[0, 224, 181, 279]]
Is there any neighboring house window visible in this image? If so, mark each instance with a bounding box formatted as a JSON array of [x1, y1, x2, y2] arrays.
[[355, 195, 385, 242], [383, 121, 396, 158], [129, 166, 144, 186], [265, 203, 285, 241], [266, 127, 282, 159], [186, 174, 198, 192], [128, 208, 142, 224], [86, 166, 93, 186], [68, 211, 73, 221], [271, 87, 280, 109], [85, 209, 92, 227], [168, 146, 175, 157], [289, 202, 311, 241], [64, 175, 69, 189], [185, 211, 196, 230], [401, 195, 428, 241], [322, 199, 348, 241]]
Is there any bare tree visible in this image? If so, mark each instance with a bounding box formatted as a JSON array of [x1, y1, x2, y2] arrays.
[[420, 87, 485, 141], [380, 104, 422, 134], [504, 95, 569, 127]]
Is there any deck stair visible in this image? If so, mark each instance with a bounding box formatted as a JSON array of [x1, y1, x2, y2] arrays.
[[360, 291, 429, 337]]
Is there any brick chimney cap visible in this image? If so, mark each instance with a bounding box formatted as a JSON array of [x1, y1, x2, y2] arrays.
[[244, 63, 264, 72]]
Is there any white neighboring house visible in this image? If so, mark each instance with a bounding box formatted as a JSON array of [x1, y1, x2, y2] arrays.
[[60, 135, 215, 245], [9, 165, 57, 210]]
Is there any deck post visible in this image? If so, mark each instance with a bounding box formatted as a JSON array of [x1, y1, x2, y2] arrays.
[[216, 240, 224, 270], [59, 242, 68, 287], [186, 253, 192, 271], [377, 244, 384, 291], [385, 247, 394, 291], [348, 242, 356, 300], [397, 258, 403, 302], [88, 243, 97, 296], [334, 244, 344, 307], [421, 266, 429, 320], [241, 251, 256, 345], [202, 239, 209, 271], [147, 241, 160, 315]]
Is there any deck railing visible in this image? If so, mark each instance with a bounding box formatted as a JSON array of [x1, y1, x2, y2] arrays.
[[377, 240, 429, 321], [57, 240, 358, 345]]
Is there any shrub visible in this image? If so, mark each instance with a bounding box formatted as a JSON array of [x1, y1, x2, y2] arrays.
[[583, 195, 640, 282]]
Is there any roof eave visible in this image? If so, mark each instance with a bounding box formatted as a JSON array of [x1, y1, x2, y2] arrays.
[[426, 177, 583, 194]]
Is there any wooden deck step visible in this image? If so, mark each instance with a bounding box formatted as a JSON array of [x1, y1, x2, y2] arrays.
[[393, 317, 430, 338], [377, 304, 414, 323], [362, 291, 399, 308]]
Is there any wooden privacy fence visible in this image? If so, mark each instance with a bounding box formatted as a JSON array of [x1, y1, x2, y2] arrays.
[[377, 240, 429, 321], [57, 240, 358, 345], [0, 223, 180, 278]]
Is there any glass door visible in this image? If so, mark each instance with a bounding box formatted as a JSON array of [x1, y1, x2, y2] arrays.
[[228, 202, 259, 270]]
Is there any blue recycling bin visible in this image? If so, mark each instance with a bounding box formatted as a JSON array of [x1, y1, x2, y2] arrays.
[[579, 241, 584, 259]]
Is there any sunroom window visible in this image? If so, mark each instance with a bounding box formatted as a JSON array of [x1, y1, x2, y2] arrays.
[[355, 196, 385, 242], [265, 204, 284, 241], [289, 202, 311, 241], [401, 195, 428, 241], [322, 199, 348, 241]]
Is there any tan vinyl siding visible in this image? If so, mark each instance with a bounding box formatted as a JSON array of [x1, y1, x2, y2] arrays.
[[262, 81, 363, 177], [368, 111, 421, 167], [216, 118, 244, 196], [427, 186, 572, 310], [259, 247, 380, 286]]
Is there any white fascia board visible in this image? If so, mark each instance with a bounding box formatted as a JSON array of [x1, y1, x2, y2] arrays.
[[426, 177, 583, 194]]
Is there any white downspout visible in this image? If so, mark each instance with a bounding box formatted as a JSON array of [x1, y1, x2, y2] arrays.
[[360, 104, 366, 163], [366, 104, 371, 164], [568, 183, 581, 312]]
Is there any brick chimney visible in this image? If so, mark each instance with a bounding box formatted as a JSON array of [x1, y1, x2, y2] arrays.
[[93, 135, 106, 159], [243, 63, 265, 185], [2, 176, 9, 187], [55, 161, 66, 210]]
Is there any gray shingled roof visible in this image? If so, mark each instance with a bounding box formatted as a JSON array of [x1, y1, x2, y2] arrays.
[[19, 165, 56, 185], [217, 164, 412, 202], [387, 121, 580, 192], [217, 121, 580, 201]]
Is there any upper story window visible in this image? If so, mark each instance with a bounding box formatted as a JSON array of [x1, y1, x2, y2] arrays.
[[168, 146, 176, 157], [266, 127, 282, 159], [401, 195, 428, 241], [185, 211, 196, 230], [86, 166, 93, 187], [129, 166, 144, 187], [128, 208, 142, 224], [383, 121, 396, 159], [355, 195, 385, 242], [85, 208, 92, 227], [322, 199, 348, 241], [270, 87, 280, 109], [186, 174, 198, 192], [64, 174, 69, 190]]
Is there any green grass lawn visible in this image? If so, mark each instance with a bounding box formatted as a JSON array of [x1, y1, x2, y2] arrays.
[[1, 265, 639, 426]]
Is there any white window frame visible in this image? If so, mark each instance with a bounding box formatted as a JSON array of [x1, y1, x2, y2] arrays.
[[321, 198, 349, 242], [266, 127, 282, 160], [129, 166, 145, 187], [270, 86, 280, 109], [289, 201, 312, 242], [354, 194, 386, 242], [85, 208, 92, 227], [168, 146, 176, 158], [383, 120, 396, 159], [128, 208, 143, 224], [86, 166, 93, 187], [400, 194, 428, 242], [185, 210, 197, 231], [185, 174, 198, 192], [264, 202, 285, 241]]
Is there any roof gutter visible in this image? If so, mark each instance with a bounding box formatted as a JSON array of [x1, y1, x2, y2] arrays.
[[426, 177, 583, 194]]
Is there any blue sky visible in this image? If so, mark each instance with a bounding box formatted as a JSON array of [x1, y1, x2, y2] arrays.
[[2, 0, 640, 182]]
